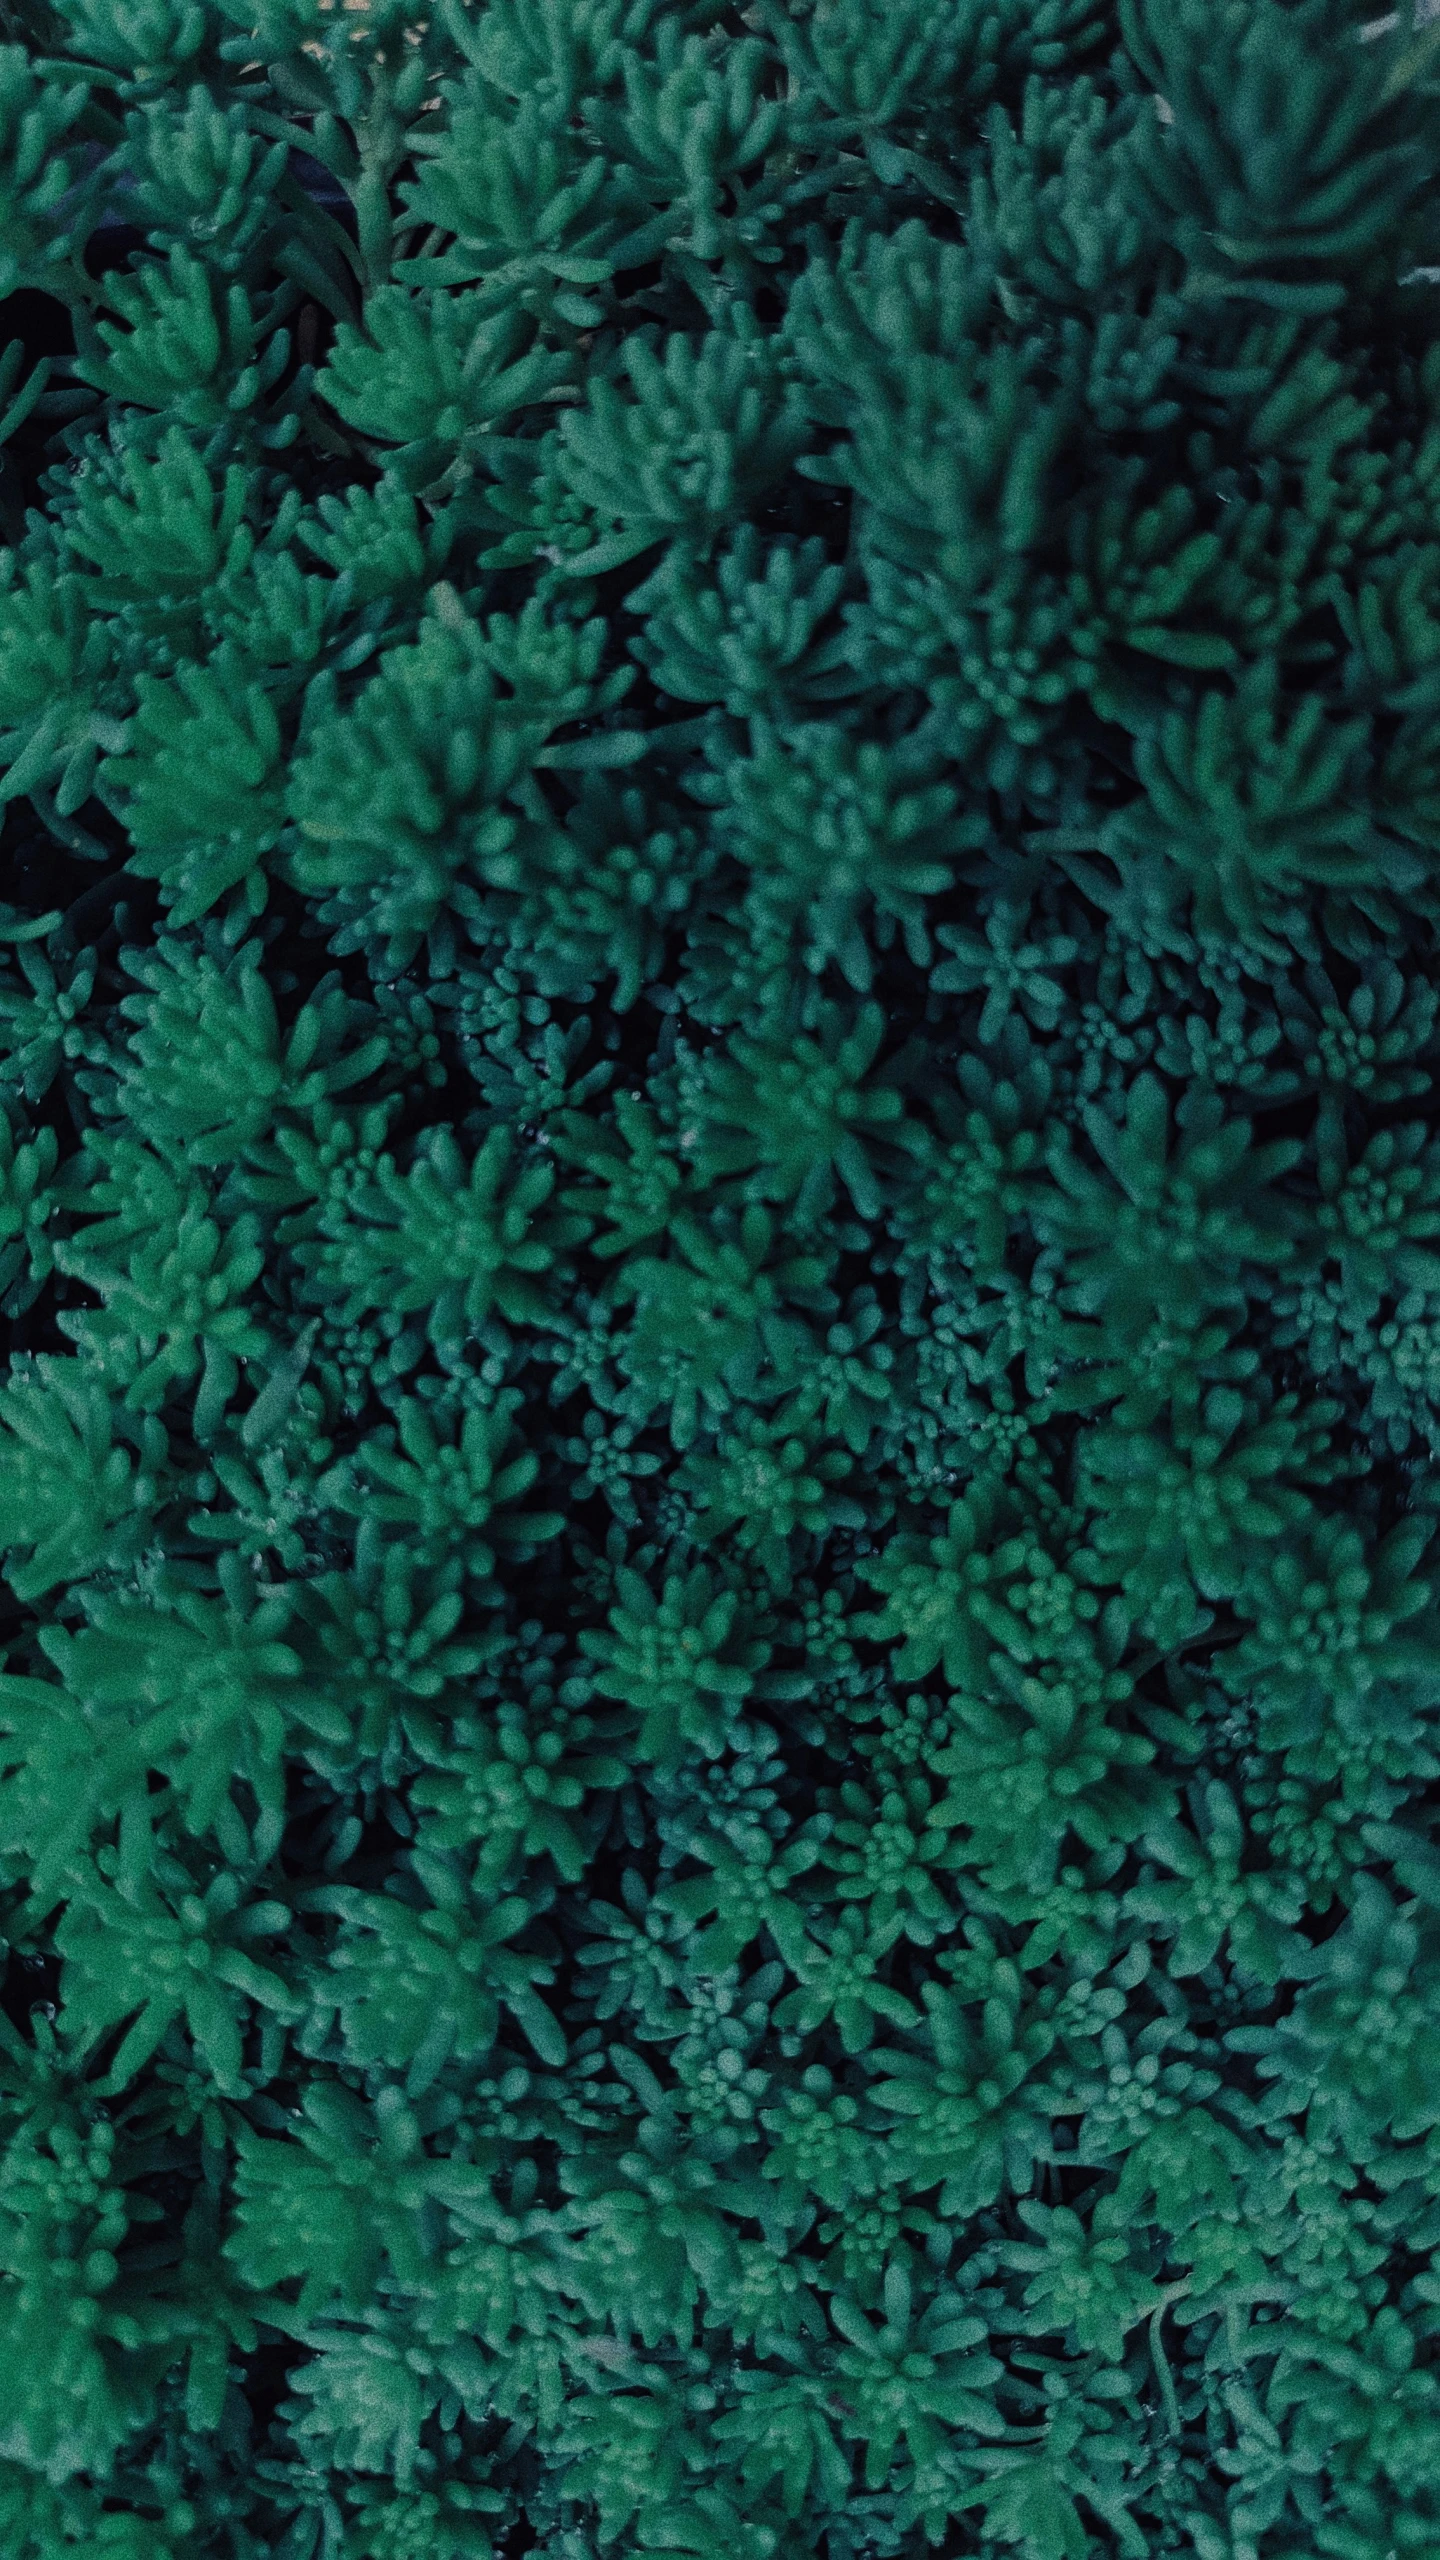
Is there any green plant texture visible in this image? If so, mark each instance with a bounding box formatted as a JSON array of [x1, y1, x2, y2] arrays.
[[5, 0, 1440, 2553]]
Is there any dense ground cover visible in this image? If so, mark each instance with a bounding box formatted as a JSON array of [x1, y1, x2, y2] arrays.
[[3, 0, 1440, 2552]]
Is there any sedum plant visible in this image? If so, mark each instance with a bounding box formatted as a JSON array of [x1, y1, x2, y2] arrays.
[[1, 0, 1440, 2555]]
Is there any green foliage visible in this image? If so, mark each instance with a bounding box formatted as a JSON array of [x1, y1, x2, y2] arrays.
[[3, 1, 1440, 2556]]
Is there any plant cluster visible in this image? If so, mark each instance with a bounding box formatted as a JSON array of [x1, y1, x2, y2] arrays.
[[3, 0, 1440, 2553]]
